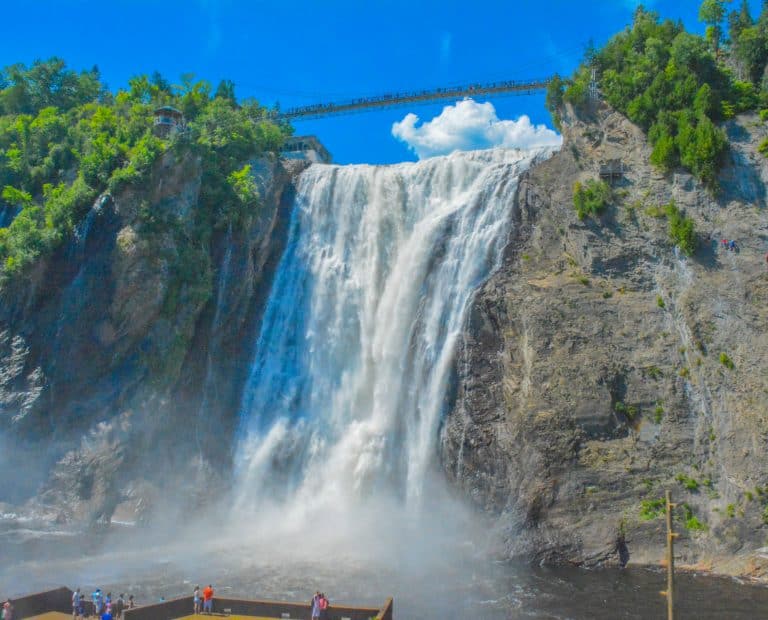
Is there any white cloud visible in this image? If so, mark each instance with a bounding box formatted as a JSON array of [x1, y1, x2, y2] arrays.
[[392, 98, 562, 159]]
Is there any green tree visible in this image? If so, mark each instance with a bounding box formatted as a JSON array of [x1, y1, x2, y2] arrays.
[[0, 58, 290, 284], [573, 179, 612, 220], [665, 200, 698, 255], [728, 0, 754, 41], [215, 79, 237, 104], [699, 0, 731, 53], [1, 185, 33, 207], [545, 75, 566, 130]]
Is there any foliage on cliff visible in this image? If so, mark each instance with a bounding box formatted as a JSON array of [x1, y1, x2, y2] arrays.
[[0, 58, 289, 283], [547, 4, 768, 189], [572, 179, 611, 220], [728, 0, 768, 85]]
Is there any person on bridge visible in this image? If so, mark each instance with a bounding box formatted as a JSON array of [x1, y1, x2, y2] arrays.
[[202, 585, 214, 614], [193, 586, 201, 615]]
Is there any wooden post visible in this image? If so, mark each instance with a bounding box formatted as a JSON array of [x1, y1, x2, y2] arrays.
[[661, 489, 676, 620]]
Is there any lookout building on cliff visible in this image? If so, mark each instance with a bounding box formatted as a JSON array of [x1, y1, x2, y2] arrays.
[[152, 106, 185, 137], [281, 135, 332, 164]]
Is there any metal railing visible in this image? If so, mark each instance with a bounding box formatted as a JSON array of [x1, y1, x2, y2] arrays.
[[274, 77, 552, 121]]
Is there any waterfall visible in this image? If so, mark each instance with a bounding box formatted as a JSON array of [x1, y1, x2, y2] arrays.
[[234, 147, 554, 516]]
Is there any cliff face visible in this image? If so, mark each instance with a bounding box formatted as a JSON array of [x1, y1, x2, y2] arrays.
[[440, 101, 768, 577], [0, 148, 304, 523], [2, 98, 767, 579]]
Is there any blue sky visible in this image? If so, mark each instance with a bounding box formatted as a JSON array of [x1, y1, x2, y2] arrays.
[[0, 1, 762, 164]]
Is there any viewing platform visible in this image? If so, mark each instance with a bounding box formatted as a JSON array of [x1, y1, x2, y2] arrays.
[[281, 135, 332, 164], [6, 588, 393, 620]]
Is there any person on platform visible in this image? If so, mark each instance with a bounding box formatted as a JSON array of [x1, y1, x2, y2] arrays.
[[202, 585, 214, 614], [3, 600, 14, 620], [101, 604, 112, 620], [193, 586, 201, 615], [115, 595, 125, 620], [72, 589, 84, 620], [92, 590, 103, 618], [310, 592, 321, 620]]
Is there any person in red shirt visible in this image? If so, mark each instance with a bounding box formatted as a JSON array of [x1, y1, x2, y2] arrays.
[[202, 586, 214, 614]]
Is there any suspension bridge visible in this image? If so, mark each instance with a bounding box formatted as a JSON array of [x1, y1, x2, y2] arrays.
[[275, 77, 552, 121]]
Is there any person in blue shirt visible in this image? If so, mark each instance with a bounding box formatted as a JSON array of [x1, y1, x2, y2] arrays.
[[92, 590, 102, 617], [101, 607, 112, 620]]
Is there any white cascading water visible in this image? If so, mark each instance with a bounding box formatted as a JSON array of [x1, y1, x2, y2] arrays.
[[234, 146, 554, 519]]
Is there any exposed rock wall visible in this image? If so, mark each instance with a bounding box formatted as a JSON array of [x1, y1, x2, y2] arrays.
[[441, 101, 768, 578], [0, 148, 305, 522]]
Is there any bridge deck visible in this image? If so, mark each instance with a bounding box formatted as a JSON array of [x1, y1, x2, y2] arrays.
[[278, 78, 550, 120]]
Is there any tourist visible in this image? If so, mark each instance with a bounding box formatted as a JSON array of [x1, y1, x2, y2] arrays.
[[92, 590, 103, 617], [3, 600, 13, 620], [193, 586, 201, 615], [319, 593, 329, 619], [310, 592, 321, 620], [72, 588, 83, 620], [202, 585, 214, 614], [127, 595, 134, 610], [105, 594, 111, 611], [115, 595, 125, 620], [101, 604, 112, 620]]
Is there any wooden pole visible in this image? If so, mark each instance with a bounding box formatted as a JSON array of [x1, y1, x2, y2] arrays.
[[664, 489, 676, 620]]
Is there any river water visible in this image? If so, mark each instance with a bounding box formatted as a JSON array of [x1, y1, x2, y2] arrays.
[[2, 516, 768, 619]]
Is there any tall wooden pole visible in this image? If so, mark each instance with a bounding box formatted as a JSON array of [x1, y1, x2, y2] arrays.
[[664, 490, 676, 620]]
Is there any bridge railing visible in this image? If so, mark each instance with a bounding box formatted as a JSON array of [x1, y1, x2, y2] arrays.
[[274, 77, 551, 121]]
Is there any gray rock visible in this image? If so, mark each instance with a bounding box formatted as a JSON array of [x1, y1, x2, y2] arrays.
[[441, 102, 768, 579]]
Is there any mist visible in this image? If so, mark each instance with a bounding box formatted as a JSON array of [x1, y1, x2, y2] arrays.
[[1, 461, 502, 618], [0, 433, 59, 505]]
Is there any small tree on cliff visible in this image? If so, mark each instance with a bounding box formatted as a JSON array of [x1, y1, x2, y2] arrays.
[[699, 0, 731, 54]]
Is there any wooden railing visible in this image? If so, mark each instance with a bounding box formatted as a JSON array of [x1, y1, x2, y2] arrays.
[[4, 588, 393, 620]]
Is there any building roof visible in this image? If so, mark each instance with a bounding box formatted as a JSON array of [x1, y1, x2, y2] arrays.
[[153, 106, 183, 116]]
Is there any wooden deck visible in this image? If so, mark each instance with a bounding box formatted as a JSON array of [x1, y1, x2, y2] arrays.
[[175, 615, 283, 620], [24, 613, 72, 620]]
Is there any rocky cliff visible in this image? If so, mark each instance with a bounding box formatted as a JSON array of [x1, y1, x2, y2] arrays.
[[3, 94, 768, 580], [441, 100, 768, 578], [0, 148, 305, 523]]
